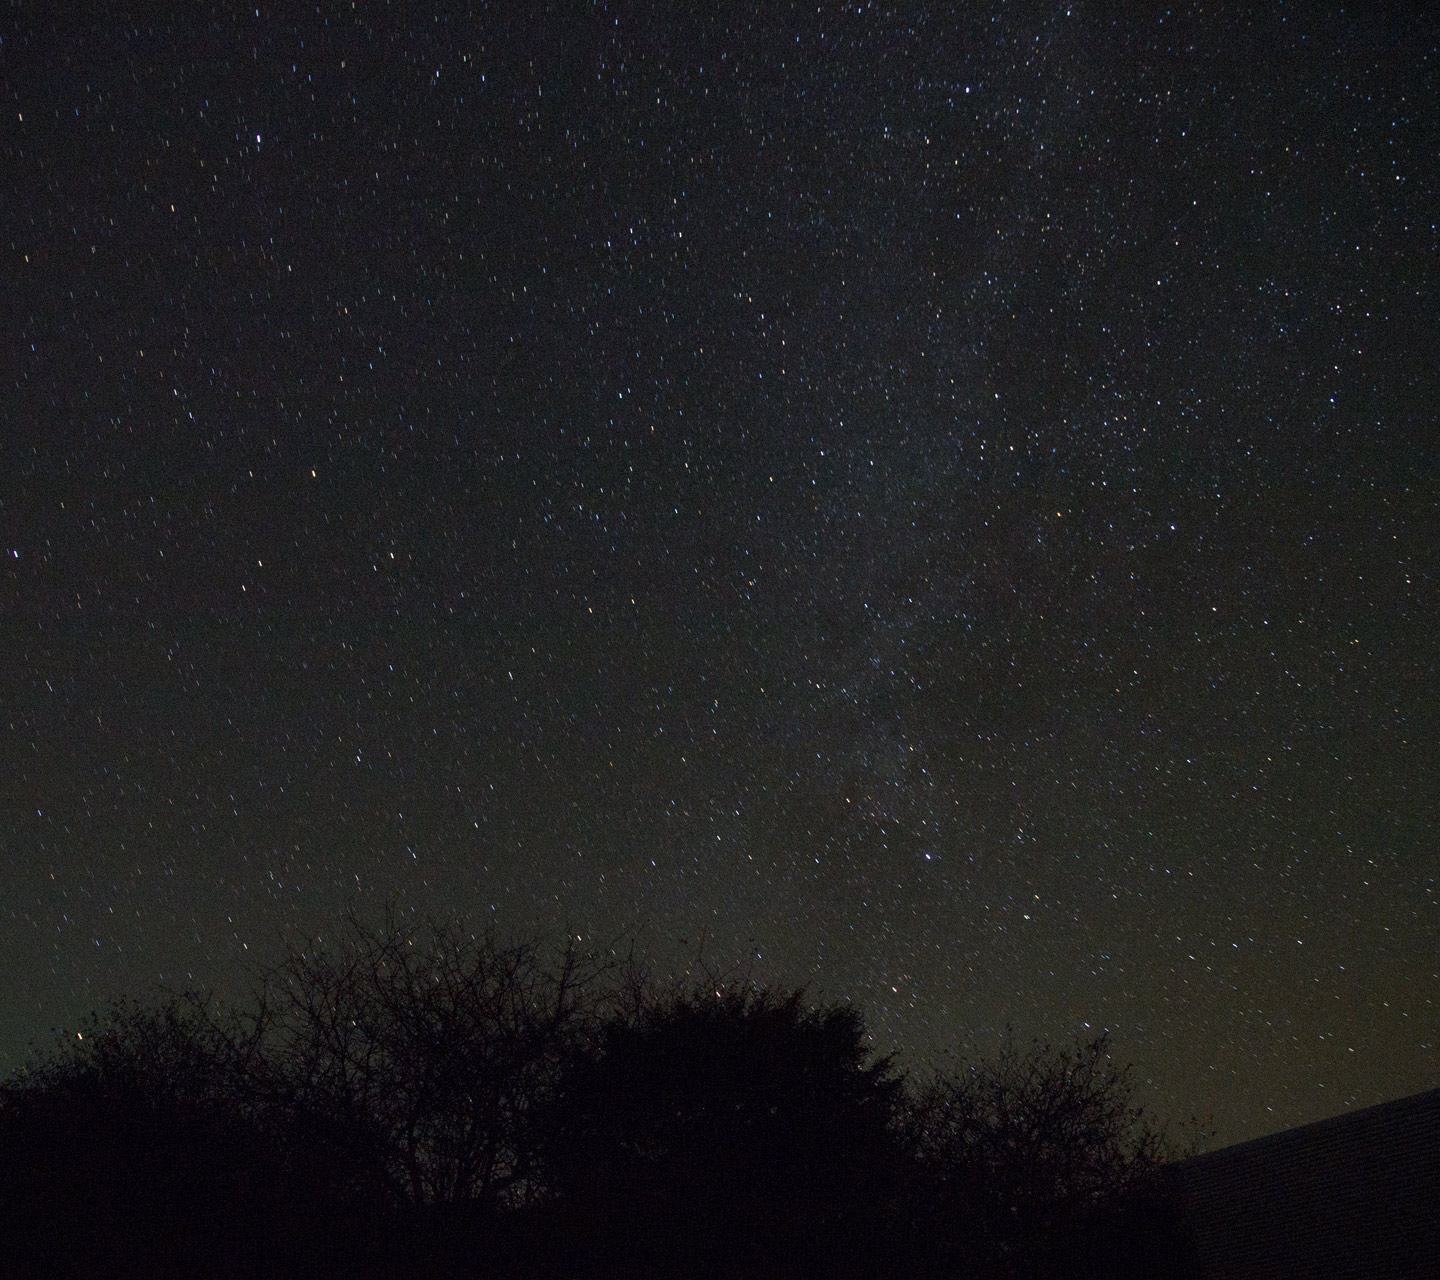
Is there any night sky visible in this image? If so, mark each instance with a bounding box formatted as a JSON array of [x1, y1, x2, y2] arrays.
[[3, 2, 1436, 1148]]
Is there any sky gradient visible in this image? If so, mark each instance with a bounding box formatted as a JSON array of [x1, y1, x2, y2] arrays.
[[3, 1, 1437, 1147]]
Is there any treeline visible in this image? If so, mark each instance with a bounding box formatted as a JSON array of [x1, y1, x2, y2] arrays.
[[0, 920, 1196, 1279]]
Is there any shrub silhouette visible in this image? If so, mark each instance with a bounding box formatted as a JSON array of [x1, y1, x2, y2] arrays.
[[0, 926, 1193, 1279], [0, 921, 603, 1278], [538, 980, 907, 1276], [0, 1000, 362, 1279], [904, 1032, 1194, 1279], [254, 916, 603, 1213]]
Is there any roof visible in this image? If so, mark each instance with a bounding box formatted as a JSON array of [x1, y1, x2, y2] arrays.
[[1165, 1086, 1440, 1280]]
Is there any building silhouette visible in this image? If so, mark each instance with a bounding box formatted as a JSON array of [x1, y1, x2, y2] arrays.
[[1167, 1086, 1440, 1279]]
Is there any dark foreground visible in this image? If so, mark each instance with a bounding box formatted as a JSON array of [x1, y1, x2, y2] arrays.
[[0, 928, 1197, 1279]]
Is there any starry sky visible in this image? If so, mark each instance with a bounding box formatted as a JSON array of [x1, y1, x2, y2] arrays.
[[3, 2, 1436, 1147]]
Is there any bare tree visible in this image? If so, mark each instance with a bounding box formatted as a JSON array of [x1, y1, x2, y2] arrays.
[[253, 913, 608, 1211], [906, 1032, 1184, 1279], [0, 998, 336, 1277], [0, 918, 616, 1276]]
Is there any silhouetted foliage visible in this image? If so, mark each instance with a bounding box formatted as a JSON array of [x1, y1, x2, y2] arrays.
[[254, 915, 606, 1211], [0, 919, 604, 1278], [538, 979, 907, 1275], [0, 924, 1194, 1280], [905, 1032, 1194, 1279], [0, 1000, 359, 1278]]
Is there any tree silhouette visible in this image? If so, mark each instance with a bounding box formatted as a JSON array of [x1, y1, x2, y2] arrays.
[[1, 926, 1197, 1279], [539, 979, 908, 1276], [254, 915, 605, 1213], [905, 1032, 1193, 1279], [0, 1000, 353, 1278], [0, 921, 609, 1278]]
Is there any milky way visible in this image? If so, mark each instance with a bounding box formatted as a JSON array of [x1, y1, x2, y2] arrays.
[[3, 2, 1436, 1144]]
